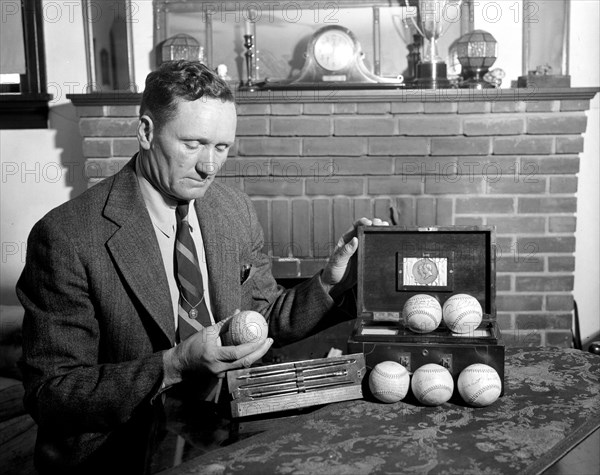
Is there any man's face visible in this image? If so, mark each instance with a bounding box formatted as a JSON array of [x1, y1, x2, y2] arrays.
[[140, 97, 237, 202]]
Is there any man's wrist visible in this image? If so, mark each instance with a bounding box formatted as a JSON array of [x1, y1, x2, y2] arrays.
[[162, 347, 184, 387], [319, 270, 345, 300], [319, 270, 334, 294]]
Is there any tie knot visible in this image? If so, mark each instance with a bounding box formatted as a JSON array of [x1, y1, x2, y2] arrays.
[[176, 203, 190, 223]]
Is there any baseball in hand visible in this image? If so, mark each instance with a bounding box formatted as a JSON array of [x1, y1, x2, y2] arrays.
[[457, 363, 502, 407], [369, 361, 410, 403], [403, 294, 442, 334], [411, 363, 454, 406], [442, 294, 483, 334], [228, 310, 268, 345]]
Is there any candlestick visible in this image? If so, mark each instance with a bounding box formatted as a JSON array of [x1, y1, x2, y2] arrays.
[[243, 34, 255, 88]]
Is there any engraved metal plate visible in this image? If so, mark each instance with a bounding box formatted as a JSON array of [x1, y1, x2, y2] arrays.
[[397, 251, 454, 292]]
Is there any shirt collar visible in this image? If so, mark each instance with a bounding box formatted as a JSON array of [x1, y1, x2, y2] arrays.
[[135, 155, 195, 238]]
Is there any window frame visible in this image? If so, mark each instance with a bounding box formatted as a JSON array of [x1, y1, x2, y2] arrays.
[[0, 0, 51, 129]]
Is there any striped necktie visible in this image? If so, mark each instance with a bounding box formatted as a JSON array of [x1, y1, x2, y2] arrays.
[[175, 202, 211, 341]]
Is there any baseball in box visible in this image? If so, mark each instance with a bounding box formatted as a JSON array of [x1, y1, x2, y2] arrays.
[[347, 225, 505, 395]]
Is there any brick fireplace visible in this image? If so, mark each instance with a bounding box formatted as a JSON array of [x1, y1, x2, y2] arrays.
[[69, 87, 598, 348]]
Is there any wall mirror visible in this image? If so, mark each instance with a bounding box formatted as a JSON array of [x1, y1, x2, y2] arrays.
[[154, 0, 472, 88], [82, 0, 136, 92], [522, 0, 569, 77]]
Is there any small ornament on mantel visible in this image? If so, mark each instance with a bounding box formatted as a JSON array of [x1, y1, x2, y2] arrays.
[[216, 64, 231, 81], [456, 29, 498, 89], [161, 34, 204, 64], [483, 68, 505, 88]]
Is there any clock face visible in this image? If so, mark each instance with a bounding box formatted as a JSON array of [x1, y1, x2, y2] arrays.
[[313, 30, 356, 72]]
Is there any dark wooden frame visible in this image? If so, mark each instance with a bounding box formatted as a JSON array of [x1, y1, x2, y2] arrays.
[[0, 0, 51, 129]]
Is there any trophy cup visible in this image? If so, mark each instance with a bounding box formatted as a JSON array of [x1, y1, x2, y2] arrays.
[[405, 0, 461, 88]]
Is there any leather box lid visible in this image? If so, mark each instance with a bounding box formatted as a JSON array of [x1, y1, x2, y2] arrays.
[[357, 225, 496, 320]]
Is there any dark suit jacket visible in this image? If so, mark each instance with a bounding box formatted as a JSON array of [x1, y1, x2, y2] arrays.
[[17, 158, 342, 473]]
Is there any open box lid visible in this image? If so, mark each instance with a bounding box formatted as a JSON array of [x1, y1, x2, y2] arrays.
[[357, 225, 496, 321]]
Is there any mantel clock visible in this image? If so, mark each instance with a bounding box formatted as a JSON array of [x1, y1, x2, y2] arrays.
[[263, 25, 403, 89]]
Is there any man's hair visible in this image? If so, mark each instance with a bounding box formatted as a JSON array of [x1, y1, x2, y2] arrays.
[[140, 60, 234, 128]]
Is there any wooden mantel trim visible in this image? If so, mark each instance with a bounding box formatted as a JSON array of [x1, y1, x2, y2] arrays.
[[67, 87, 599, 107], [0, 93, 52, 129]]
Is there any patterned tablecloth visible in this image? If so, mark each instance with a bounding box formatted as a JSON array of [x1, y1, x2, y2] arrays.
[[160, 347, 600, 475]]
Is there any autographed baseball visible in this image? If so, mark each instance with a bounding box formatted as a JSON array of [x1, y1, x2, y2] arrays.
[[403, 294, 442, 334], [369, 361, 410, 403], [442, 294, 483, 334], [458, 364, 502, 407], [411, 364, 454, 406], [229, 310, 268, 345]]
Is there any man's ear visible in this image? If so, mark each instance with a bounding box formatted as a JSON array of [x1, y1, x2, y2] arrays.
[[137, 115, 154, 150]]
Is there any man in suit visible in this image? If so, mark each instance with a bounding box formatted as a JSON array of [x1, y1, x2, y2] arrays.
[[17, 60, 387, 474]]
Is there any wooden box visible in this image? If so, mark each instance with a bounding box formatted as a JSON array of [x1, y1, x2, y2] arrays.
[[227, 353, 366, 418], [347, 226, 505, 393]]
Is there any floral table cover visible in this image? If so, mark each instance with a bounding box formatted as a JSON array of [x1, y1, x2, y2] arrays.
[[160, 347, 600, 475]]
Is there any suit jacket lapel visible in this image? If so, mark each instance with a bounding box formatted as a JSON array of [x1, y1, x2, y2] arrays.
[[103, 159, 176, 344], [195, 188, 239, 322]]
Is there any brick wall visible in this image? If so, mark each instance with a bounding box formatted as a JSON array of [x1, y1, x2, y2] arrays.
[[71, 89, 596, 347]]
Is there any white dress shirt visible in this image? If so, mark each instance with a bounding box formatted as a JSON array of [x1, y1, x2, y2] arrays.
[[135, 161, 215, 330]]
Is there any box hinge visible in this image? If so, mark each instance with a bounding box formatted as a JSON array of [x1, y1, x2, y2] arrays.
[[440, 355, 453, 372]]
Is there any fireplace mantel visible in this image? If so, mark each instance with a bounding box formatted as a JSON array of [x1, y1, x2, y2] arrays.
[[68, 87, 599, 106]]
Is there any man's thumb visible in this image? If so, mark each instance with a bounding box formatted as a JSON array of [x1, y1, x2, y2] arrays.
[[340, 237, 358, 259]]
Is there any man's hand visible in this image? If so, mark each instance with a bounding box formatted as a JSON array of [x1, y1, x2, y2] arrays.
[[321, 217, 389, 297], [162, 313, 273, 386]]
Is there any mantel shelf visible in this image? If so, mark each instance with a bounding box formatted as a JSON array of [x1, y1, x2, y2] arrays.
[[67, 87, 599, 107]]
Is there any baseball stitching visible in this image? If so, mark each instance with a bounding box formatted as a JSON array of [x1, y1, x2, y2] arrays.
[[418, 383, 453, 400], [374, 369, 407, 379], [374, 390, 404, 396], [446, 296, 473, 304], [467, 384, 502, 403], [450, 309, 480, 329], [418, 368, 447, 374], [406, 312, 439, 329], [450, 297, 471, 303]]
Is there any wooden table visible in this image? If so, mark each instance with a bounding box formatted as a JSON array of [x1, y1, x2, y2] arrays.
[[151, 347, 600, 475]]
